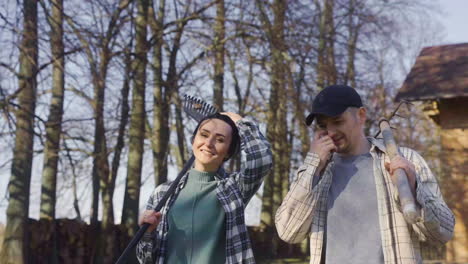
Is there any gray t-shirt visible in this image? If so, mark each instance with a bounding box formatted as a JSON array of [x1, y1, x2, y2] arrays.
[[325, 152, 384, 264]]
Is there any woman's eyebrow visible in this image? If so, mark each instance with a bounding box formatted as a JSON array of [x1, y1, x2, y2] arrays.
[[200, 128, 226, 138]]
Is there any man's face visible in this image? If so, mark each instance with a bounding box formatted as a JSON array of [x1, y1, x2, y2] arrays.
[[315, 107, 366, 154]]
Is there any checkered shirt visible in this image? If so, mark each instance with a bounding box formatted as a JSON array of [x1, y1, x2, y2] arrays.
[[136, 118, 272, 264], [275, 138, 454, 264]]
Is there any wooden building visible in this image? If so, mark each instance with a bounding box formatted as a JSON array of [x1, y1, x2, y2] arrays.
[[396, 43, 468, 263]]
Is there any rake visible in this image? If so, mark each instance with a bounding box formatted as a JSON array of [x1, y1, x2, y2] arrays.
[[116, 95, 218, 264], [183, 94, 218, 121], [375, 101, 420, 224]]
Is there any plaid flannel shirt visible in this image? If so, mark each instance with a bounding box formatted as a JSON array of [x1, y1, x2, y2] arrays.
[[137, 118, 272, 264], [275, 138, 454, 264]]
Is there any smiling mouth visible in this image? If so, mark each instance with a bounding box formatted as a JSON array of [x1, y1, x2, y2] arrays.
[[201, 149, 215, 156]]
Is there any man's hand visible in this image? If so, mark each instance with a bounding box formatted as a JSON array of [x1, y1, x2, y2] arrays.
[[385, 156, 417, 195], [139, 210, 162, 233], [310, 130, 337, 173]]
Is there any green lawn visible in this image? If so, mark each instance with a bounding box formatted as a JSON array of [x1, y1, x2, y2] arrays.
[[259, 258, 309, 264], [0, 223, 4, 250]]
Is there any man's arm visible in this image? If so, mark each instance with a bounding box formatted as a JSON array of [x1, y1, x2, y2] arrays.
[[275, 130, 336, 244], [275, 152, 325, 244], [398, 148, 455, 246]]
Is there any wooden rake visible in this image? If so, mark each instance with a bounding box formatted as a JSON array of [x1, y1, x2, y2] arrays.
[[375, 101, 420, 224]]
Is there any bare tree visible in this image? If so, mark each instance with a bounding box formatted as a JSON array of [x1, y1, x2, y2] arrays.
[[149, 0, 169, 186], [148, 0, 215, 180], [213, 0, 226, 111], [1, 0, 38, 263], [40, 0, 65, 222], [343, 0, 360, 88], [36, 0, 65, 262], [121, 0, 149, 240], [67, 0, 131, 227], [256, 0, 290, 256], [316, 0, 337, 90]]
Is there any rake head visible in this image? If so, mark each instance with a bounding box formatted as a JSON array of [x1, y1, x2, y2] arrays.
[[183, 94, 218, 122], [374, 100, 413, 138]]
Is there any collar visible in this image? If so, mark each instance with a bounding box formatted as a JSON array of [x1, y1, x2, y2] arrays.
[[368, 137, 387, 154], [178, 166, 228, 189]]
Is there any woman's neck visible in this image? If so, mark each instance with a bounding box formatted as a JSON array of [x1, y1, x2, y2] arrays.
[[194, 161, 220, 173]]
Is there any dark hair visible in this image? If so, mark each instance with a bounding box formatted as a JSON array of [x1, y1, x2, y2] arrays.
[[191, 113, 240, 161]]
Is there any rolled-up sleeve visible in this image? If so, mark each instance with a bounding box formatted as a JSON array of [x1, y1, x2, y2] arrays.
[[275, 152, 325, 244], [232, 118, 273, 204], [398, 148, 455, 246]]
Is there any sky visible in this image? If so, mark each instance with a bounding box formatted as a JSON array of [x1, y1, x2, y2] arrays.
[[1, 1, 468, 225], [437, 0, 468, 45]]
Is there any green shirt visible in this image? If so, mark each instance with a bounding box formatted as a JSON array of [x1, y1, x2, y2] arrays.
[[165, 169, 226, 264]]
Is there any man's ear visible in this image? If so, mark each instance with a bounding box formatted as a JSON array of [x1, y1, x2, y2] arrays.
[[358, 107, 367, 125]]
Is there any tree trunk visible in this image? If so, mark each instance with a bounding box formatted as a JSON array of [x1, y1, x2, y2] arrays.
[[228, 44, 252, 116], [256, 1, 275, 237], [90, 68, 110, 227], [316, 0, 336, 89], [257, 0, 289, 256], [40, 0, 64, 222], [324, 0, 337, 85], [39, 1, 64, 262], [149, 0, 169, 186], [272, 1, 290, 256], [227, 40, 253, 172], [63, 140, 82, 220], [344, 0, 359, 88], [165, 17, 187, 169], [98, 44, 132, 263], [121, 0, 148, 239], [173, 92, 187, 167], [104, 46, 131, 228], [1, 0, 38, 263], [316, 0, 327, 90], [293, 63, 310, 158], [213, 0, 225, 111]]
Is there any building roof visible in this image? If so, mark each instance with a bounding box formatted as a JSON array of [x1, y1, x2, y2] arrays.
[[396, 43, 468, 101]]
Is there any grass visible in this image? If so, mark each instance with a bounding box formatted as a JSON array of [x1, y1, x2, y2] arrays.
[[259, 258, 309, 264], [0, 222, 4, 250]]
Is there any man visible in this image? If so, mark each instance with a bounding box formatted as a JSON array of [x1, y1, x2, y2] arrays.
[[275, 85, 454, 264]]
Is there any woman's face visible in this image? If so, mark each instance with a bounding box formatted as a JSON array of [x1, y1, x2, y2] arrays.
[[193, 119, 233, 172]]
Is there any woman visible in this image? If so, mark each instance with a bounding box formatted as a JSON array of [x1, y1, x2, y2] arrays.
[[136, 112, 272, 264]]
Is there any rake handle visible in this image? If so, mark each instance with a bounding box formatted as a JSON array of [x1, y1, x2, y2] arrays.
[[379, 120, 418, 224]]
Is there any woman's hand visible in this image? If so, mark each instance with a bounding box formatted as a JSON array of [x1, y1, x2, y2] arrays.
[[139, 210, 162, 233], [221, 112, 242, 123]]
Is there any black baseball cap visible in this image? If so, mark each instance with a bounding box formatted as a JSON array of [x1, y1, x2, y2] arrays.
[[305, 85, 363, 126]]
